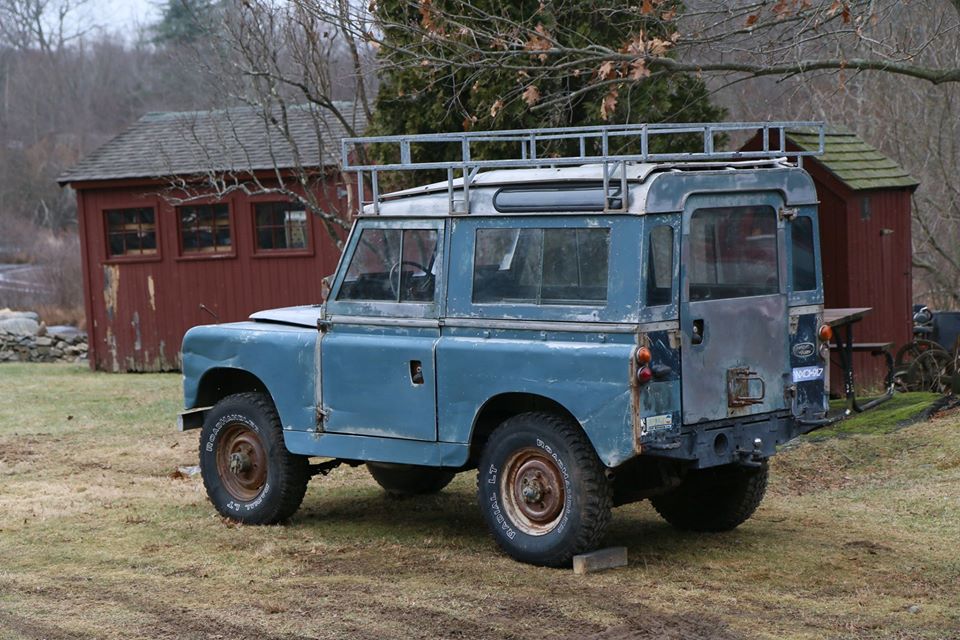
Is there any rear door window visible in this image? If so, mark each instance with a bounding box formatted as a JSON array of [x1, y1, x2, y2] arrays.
[[688, 206, 779, 301]]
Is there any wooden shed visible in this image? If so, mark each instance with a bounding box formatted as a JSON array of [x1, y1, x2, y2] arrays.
[[744, 127, 920, 391], [58, 103, 365, 372]]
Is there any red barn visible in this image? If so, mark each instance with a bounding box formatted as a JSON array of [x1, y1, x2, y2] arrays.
[[58, 104, 365, 372], [744, 127, 920, 391]]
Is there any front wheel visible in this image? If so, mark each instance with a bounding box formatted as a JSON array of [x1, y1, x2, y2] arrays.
[[477, 412, 612, 567], [199, 392, 310, 524], [650, 462, 768, 532]]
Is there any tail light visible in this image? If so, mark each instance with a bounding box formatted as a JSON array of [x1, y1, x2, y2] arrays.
[[818, 324, 833, 342], [635, 346, 652, 365], [637, 366, 654, 384]]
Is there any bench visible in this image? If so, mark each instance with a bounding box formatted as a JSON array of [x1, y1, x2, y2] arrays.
[[830, 341, 895, 393]]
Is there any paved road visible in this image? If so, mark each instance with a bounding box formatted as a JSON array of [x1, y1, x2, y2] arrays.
[[0, 264, 54, 299]]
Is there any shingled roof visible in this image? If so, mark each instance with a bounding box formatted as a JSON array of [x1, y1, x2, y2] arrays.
[[787, 126, 918, 191], [58, 102, 366, 184]]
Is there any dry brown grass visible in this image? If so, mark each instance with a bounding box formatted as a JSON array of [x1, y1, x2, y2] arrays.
[[0, 363, 958, 640]]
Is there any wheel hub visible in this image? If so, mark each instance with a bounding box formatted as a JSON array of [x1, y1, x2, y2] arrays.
[[215, 422, 268, 502], [501, 448, 565, 536]]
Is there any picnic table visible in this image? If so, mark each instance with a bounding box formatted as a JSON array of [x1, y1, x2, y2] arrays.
[[824, 307, 895, 414]]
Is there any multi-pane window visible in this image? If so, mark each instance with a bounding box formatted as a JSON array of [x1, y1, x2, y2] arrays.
[[179, 204, 232, 254], [254, 202, 308, 251], [338, 228, 439, 302], [105, 207, 157, 257], [472, 227, 610, 305]]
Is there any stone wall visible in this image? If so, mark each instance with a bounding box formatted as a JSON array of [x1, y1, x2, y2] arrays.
[[0, 330, 88, 364]]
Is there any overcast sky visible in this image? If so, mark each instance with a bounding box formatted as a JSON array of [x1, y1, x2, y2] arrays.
[[84, 0, 163, 35]]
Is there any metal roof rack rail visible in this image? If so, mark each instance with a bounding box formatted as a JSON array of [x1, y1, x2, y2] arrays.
[[341, 121, 824, 216]]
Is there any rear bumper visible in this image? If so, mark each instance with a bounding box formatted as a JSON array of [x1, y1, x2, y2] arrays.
[[645, 411, 804, 469]]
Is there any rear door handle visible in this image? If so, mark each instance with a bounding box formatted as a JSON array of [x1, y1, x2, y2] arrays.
[[692, 319, 704, 345]]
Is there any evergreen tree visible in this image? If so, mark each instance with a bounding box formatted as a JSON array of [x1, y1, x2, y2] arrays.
[[370, 0, 726, 172], [152, 0, 223, 45]]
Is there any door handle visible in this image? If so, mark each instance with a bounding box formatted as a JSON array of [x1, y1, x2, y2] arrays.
[[692, 319, 704, 345], [409, 360, 425, 385]]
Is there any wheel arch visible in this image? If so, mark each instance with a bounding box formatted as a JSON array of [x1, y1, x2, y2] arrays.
[[195, 367, 276, 409], [468, 392, 581, 465]]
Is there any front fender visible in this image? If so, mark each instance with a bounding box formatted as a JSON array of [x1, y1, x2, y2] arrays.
[[181, 322, 318, 431]]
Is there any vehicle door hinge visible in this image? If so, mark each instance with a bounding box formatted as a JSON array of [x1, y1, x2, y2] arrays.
[[779, 207, 799, 221]]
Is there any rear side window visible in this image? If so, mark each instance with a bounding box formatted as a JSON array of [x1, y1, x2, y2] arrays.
[[646, 225, 674, 306], [791, 217, 816, 291], [473, 228, 609, 305], [688, 206, 778, 301]]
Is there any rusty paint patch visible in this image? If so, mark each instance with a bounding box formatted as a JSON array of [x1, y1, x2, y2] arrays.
[[102, 264, 119, 321], [105, 326, 119, 372], [147, 276, 156, 311]]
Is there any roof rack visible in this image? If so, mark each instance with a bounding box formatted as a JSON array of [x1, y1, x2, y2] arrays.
[[341, 121, 825, 215]]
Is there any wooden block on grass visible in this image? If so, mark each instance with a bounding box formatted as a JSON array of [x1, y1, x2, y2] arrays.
[[572, 547, 627, 575]]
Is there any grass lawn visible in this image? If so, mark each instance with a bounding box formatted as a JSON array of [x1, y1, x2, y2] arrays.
[[1, 363, 958, 639]]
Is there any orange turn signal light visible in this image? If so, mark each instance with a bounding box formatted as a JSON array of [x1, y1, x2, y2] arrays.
[[818, 324, 833, 342], [635, 346, 652, 365]]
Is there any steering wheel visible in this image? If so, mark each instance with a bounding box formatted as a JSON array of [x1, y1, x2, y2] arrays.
[[389, 260, 428, 299]]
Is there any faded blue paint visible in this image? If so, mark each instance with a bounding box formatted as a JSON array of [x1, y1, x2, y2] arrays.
[[182, 322, 318, 431], [436, 327, 636, 467], [285, 431, 469, 466], [321, 323, 439, 440]]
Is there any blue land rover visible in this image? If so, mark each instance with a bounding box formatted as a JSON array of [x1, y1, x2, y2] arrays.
[[179, 123, 833, 566]]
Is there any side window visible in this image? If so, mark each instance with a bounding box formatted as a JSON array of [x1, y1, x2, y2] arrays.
[[791, 217, 817, 292], [338, 228, 438, 303], [473, 227, 609, 305], [646, 225, 673, 306]]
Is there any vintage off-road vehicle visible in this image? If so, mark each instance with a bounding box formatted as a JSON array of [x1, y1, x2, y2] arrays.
[[179, 122, 835, 566]]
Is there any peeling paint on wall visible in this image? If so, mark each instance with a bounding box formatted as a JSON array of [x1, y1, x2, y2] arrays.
[[132, 311, 142, 351], [147, 276, 156, 311], [102, 265, 119, 321]]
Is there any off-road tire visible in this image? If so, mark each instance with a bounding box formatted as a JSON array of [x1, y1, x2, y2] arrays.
[[477, 412, 612, 567], [199, 392, 310, 524], [650, 462, 768, 532], [367, 462, 456, 496]]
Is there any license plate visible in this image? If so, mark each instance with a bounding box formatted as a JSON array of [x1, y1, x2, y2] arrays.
[[792, 365, 824, 383]]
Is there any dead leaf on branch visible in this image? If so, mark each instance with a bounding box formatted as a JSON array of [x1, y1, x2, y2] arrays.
[[490, 99, 505, 118], [597, 60, 617, 80], [745, 13, 759, 27], [600, 88, 619, 121], [522, 85, 541, 107], [524, 23, 552, 63]]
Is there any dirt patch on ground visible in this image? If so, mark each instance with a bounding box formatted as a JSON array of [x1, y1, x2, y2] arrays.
[[565, 613, 742, 640]]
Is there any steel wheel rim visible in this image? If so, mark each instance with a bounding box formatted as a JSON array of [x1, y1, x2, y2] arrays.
[[500, 447, 566, 536], [215, 422, 268, 501]]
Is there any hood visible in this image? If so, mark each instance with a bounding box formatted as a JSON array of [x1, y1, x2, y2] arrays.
[[249, 305, 322, 328]]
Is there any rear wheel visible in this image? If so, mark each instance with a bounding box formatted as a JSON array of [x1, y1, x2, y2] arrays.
[[199, 392, 310, 524], [651, 462, 768, 532], [367, 462, 456, 496], [477, 412, 612, 567]]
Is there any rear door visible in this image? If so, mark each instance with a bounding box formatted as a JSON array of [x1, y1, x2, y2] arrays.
[[680, 194, 790, 424]]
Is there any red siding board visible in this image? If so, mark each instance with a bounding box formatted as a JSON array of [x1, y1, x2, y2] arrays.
[[78, 180, 344, 371]]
